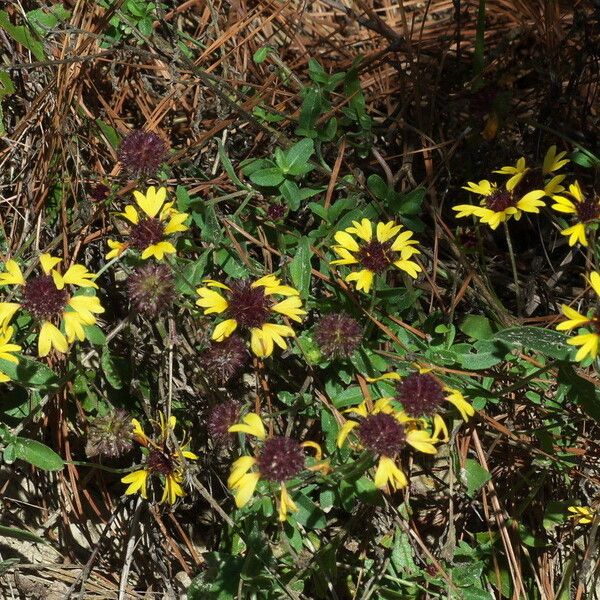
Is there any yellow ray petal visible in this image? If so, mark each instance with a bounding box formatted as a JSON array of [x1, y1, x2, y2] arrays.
[[229, 413, 266, 440], [38, 321, 68, 357], [0, 259, 25, 285], [212, 319, 238, 342]]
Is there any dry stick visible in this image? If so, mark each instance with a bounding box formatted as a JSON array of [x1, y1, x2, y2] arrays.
[[118, 497, 144, 600], [471, 430, 527, 599], [574, 513, 600, 600]]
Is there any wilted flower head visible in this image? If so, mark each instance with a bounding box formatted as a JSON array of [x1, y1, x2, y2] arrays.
[[200, 334, 249, 384], [118, 130, 168, 178], [86, 410, 134, 458], [208, 400, 242, 441], [90, 183, 110, 202], [314, 312, 363, 359], [126, 263, 174, 318]]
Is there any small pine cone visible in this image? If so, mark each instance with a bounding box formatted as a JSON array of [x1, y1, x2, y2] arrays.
[[86, 410, 133, 458], [126, 263, 174, 318], [314, 313, 363, 359], [200, 335, 249, 384], [207, 400, 241, 441], [118, 130, 168, 178]]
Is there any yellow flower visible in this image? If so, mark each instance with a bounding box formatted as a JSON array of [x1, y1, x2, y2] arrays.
[[227, 413, 323, 521], [0, 326, 21, 382], [556, 271, 600, 362], [106, 186, 189, 260], [0, 254, 104, 357], [121, 414, 198, 505], [567, 505, 596, 525], [330, 218, 421, 293], [551, 182, 600, 247], [195, 275, 306, 357], [336, 398, 439, 491], [453, 179, 546, 230]]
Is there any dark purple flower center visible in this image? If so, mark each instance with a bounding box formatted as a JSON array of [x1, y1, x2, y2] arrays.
[[266, 204, 286, 221], [22, 275, 69, 321], [357, 413, 406, 456], [357, 240, 394, 274], [576, 197, 600, 223], [208, 400, 242, 440], [146, 449, 176, 476], [314, 313, 363, 358], [227, 280, 270, 328], [512, 168, 544, 199], [257, 436, 305, 482], [395, 372, 446, 417], [201, 335, 249, 384], [129, 218, 165, 250], [485, 188, 517, 212]]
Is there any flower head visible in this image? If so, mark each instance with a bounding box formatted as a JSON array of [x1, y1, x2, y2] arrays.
[[195, 275, 306, 358], [200, 334, 249, 384], [227, 413, 322, 521], [0, 326, 21, 382], [314, 312, 363, 359], [118, 130, 168, 178], [337, 398, 439, 491], [207, 400, 242, 441], [556, 271, 600, 362], [453, 179, 546, 230], [126, 263, 175, 317], [567, 505, 596, 525], [86, 410, 134, 458], [0, 254, 104, 357], [121, 414, 198, 505], [330, 219, 421, 293], [551, 182, 600, 247], [106, 186, 189, 261]]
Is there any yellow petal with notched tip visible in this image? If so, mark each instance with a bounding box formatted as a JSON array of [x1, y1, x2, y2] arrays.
[[333, 230, 360, 252], [347, 218, 373, 242], [141, 241, 176, 260], [271, 296, 306, 322], [376, 221, 403, 242], [231, 472, 260, 508], [39, 254, 62, 275], [63, 312, 86, 343], [38, 321, 68, 357], [228, 455, 258, 487], [212, 319, 238, 342], [336, 420, 358, 448], [346, 269, 374, 293], [229, 413, 266, 440], [331, 246, 359, 265], [588, 272, 600, 298], [0, 303, 20, 329], [556, 305, 589, 331], [561, 224, 587, 247], [393, 259, 421, 279], [60, 264, 99, 288], [406, 429, 438, 454], [121, 469, 149, 498], [550, 196, 576, 213], [432, 414, 449, 443], [445, 388, 474, 421], [0, 260, 25, 285], [250, 323, 295, 357], [163, 212, 189, 235], [196, 288, 229, 314], [119, 205, 139, 224], [106, 240, 127, 259], [161, 474, 185, 504], [134, 186, 167, 218], [279, 484, 298, 521], [568, 333, 599, 362], [374, 456, 407, 490]]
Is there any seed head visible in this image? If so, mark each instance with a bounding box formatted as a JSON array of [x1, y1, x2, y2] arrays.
[[200, 334, 249, 384], [22, 275, 69, 321], [357, 413, 406, 456], [146, 449, 176, 476], [85, 410, 134, 458], [257, 436, 305, 482], [207, 400, 242, 441], [576, 195, 600, 223], [129, 218, 165, 251], [126, 263, 174, 318], [314, 313, 363, 359], [118, 130, 168, 178], [395, 372, 446, 417]]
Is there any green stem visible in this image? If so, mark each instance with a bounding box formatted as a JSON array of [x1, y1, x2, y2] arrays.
[[503, 221, 522, 317]]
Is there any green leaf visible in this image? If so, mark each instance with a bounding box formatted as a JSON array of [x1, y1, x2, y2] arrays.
[[218, 140, 249, 190], [284, 139, 314, 175], [249, 167, 284, 187], [252, 46, 270, 63], [570, 149, 600, 168], [557, 363, 600, 422], [176, 253, 210, 294], [296, 88, 323, 136], [84, 324, 106, 346], [461, 458, 490, 498], [289, 237, 313, 298], [492, 326, 570, 360], [0, 10, 45, 61], [0, 558, 20, 576], [0, 525, 45, 544], [0, 355, 59, 390], [459, 315, 495, 340], [11, 437, 64, 471], [95, 118, 121, 150], [390, 529, 416, 574], [292, 492, 327, 529], [101, 347, 124, 389]]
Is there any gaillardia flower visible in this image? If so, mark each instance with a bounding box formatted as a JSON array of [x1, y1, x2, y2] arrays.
[[314, 312, 363, 359], [0, 326, 21, 382], [0, 254, 104, 357], [330, 219, 421, 293], [494, 145, 569, 198], [551, 181, 600, 247], [453, 179, 546, 230], [227, 413, 324, 521], [118, 130, 168, 178], [121, 414, 198, 505], [567, 505, 596, 525], [556, 271, 600, 362], [337, 398, 439, 491], [195, 275, 306, 358], [106, 186, 189, 261]]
